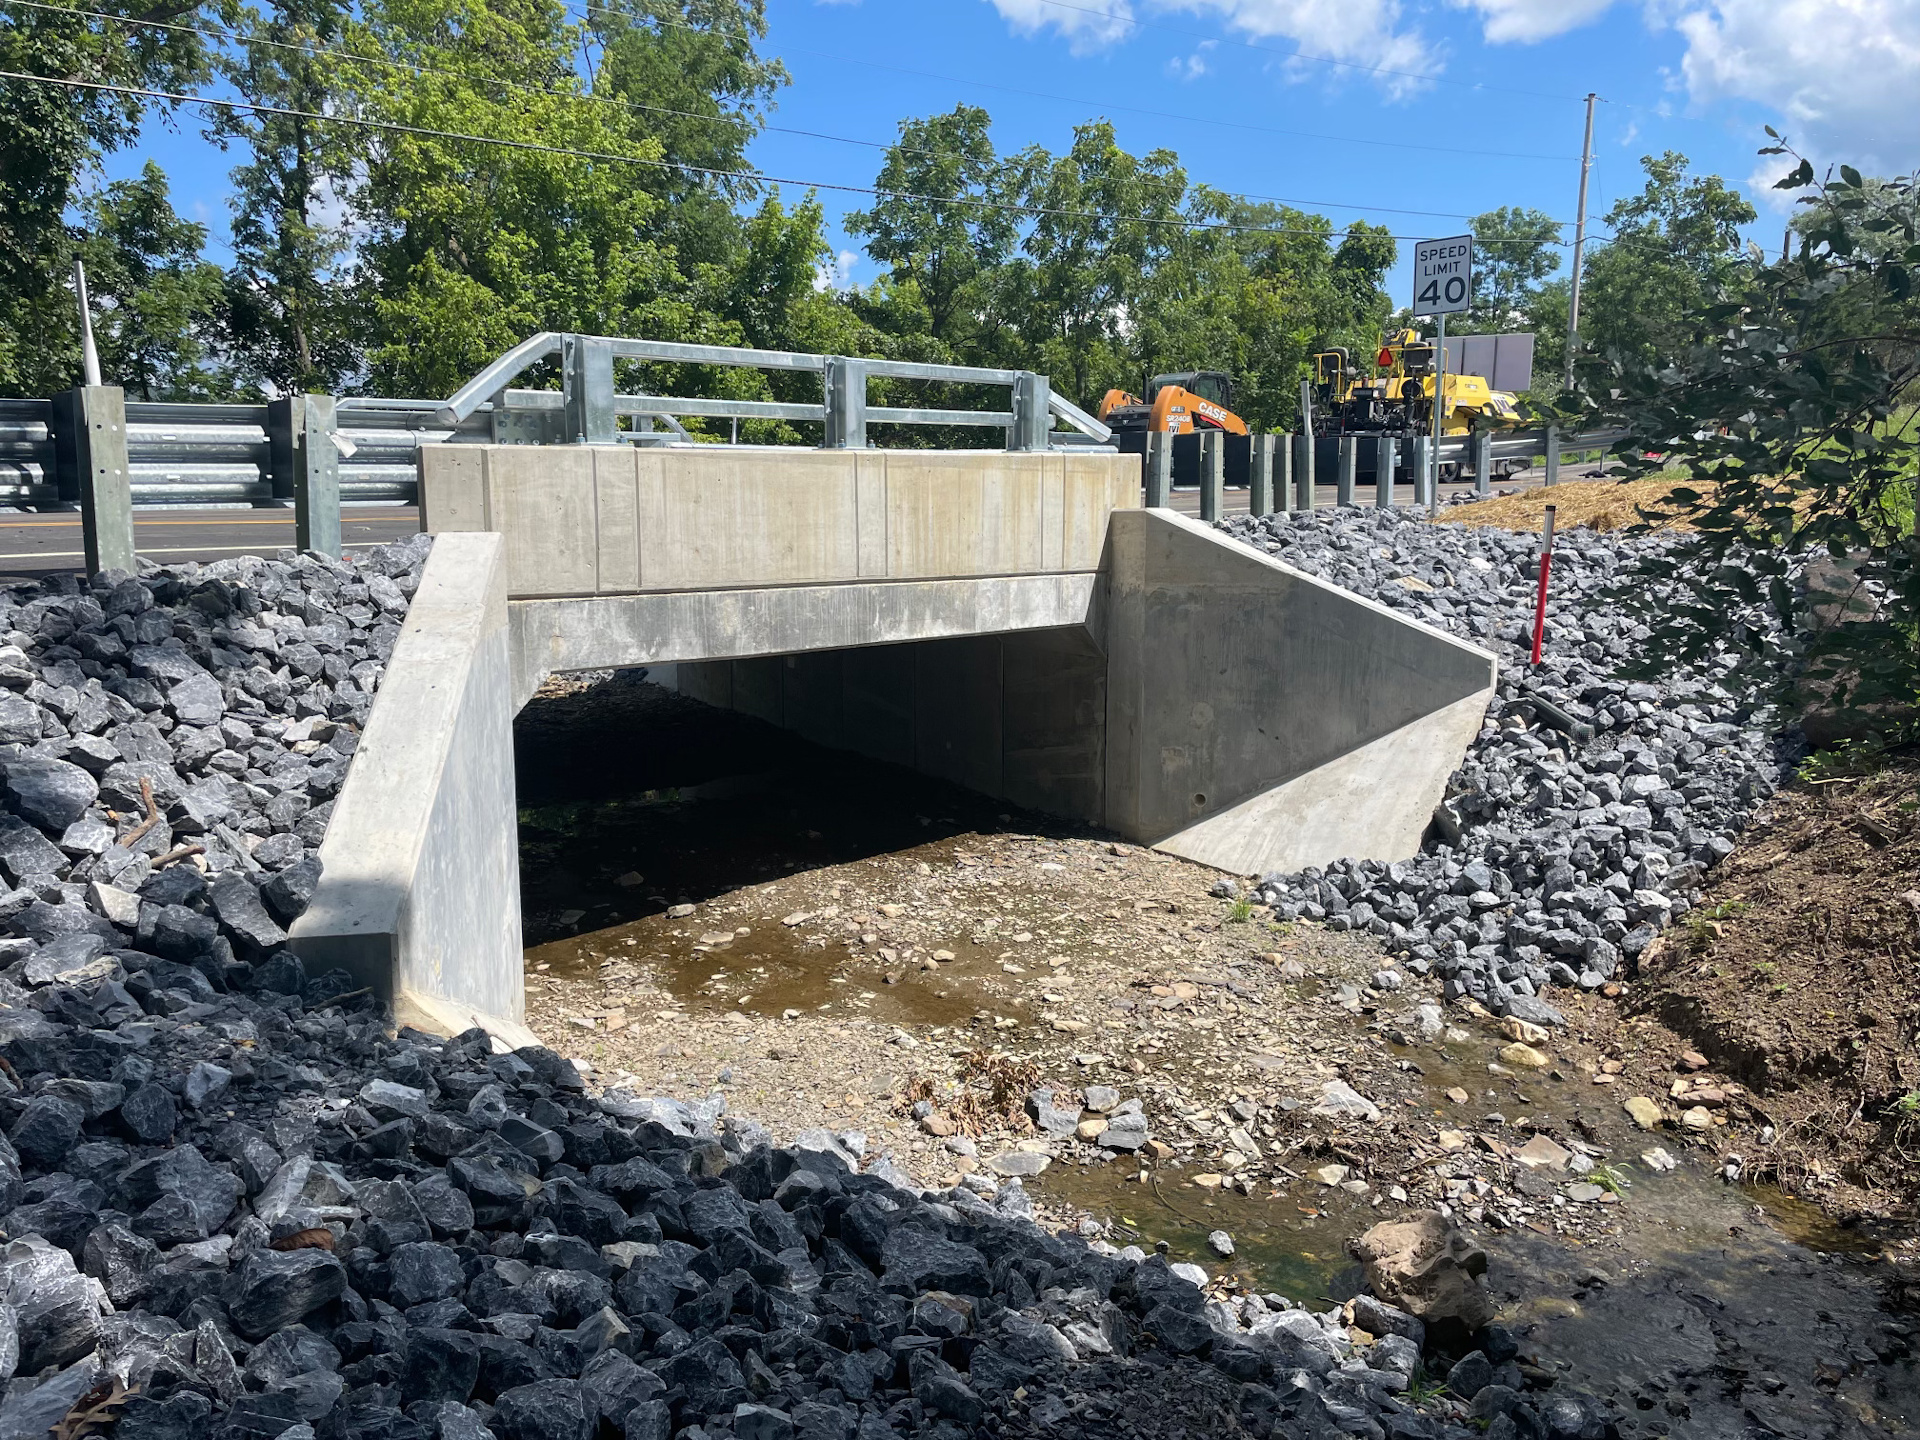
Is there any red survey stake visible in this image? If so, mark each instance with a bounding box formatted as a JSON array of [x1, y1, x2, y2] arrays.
[[1530, 504, 1557, 665]]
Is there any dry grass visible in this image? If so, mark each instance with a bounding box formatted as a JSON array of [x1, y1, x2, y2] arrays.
[[1434, 476, 1700, 534]]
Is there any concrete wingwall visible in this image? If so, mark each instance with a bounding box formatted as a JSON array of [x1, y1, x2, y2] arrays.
[[289, 532, 532, 1044], [1102, 510, 1497, 875]]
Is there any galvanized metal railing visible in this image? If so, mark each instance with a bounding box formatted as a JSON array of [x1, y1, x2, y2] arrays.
[[14, 330, 1631, 574]]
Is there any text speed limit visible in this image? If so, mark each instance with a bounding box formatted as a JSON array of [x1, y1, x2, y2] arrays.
[[1413, 235, 1473, 316]]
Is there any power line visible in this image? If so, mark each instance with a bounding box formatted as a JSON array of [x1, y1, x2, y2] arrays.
[[17, 0, 1568, 227], [0, 68, 1572, 246], [1006, 0, 1588, 102], [561, 0, 1582, 163]]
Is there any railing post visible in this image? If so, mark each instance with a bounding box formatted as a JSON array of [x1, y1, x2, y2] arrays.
[[1411, 435, 1432, 508], [1544, 423, 1561, 486], [1474, 430, 1493, 497], [1144, 430, 1172, 507], [51, 385, 134, 574], [823, 356, 868, 449], [1277, 432, 1294, 513], [294, 395, 342, 558], [563, 335, 619, 445], [1008, 372, 1051, 451], [1336, 436, 1357, 507], [1248, 434, 1275, 516], [1198, 430, 1224, 521], [1292, 432, 1315, 511], [1375, 436, 1397, 510]]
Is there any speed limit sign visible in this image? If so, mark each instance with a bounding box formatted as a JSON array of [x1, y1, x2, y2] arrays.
[[1413, 235, 1473, 316]]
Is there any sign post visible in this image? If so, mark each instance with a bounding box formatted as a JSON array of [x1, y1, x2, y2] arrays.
[[1412, 234, 1473, 516]]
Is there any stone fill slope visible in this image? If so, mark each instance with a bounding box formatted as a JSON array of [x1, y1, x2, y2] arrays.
[[1218, 508, 1789, 1024]]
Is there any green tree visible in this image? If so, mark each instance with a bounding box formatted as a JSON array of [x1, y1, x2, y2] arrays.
[[0, 0, 209, 393], [1574, 142, 1920, 738], [844, 105, 1020, 359], [74, 161, 227, 399], [213, 0, 364, 395], [343, 0, 696, 396], [1577, 151, 1756, 365], [1468, 206, 1561, 334]]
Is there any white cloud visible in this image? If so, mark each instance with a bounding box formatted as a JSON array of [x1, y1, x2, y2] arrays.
[[1165, 37, 1215, 80], [1156, 0, 1438, 98], [813, 249, 860, 293], [1451, 0, 1617, 43], [985, 0, 1136, 54], [985, 0, 1437, 94], [1665, 1, 1920, 174]]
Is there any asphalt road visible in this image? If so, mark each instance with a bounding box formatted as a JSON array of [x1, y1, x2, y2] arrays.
[[0, 506, 423, 583]]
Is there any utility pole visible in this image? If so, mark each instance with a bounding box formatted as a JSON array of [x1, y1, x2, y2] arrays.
[[1564, 92, 1596, 392]]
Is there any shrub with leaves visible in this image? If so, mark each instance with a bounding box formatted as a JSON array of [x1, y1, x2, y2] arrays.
[[1569, 136, 1920, 742]]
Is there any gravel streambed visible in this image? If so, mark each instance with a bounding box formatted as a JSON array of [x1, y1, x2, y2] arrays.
[[1218, 508, 1789, 1024]]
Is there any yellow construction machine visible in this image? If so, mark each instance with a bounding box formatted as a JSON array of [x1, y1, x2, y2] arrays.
[[1311, 328, 1521, 440]]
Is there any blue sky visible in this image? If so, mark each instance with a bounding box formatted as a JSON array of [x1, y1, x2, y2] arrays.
[[117, 0, 1920, 305]]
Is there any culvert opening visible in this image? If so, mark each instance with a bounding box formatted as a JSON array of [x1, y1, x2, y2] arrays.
[[509, 667, 1106, 1028]]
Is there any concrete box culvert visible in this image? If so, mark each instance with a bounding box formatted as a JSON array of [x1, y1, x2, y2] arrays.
[[313, 446, 1492, 1019]]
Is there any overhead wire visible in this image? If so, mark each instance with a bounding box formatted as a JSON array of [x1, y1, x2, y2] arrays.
[[14, 0, 1571, 227], [0, 67, 1575, 246]]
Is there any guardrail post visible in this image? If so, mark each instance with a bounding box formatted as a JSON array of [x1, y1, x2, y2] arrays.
[[294, 395, 342, 558], [1198, 430, 1224, 521], [1411, 435, 1432, 508], [1544, 423, 1561, 486], [1277, 433, 1294, 513], [1008, 372, 1051, 451], [1473, 431, 1493, 497], [823, 356, 868, 449], [562, 335, 619, 445], [1248, 434, 1275, 516], [51, 386, 134, 574], [1144, 430, 1172, 506], [1375, 436, 1397, 510], [1292, 432, 1315, 511], [267, 397, 300, 507], [1336, 437, 1357, 507]]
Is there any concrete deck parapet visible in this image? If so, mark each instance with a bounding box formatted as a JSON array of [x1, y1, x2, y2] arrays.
[[420, 444, 1139, 599], [289, 531, 528, 1040]]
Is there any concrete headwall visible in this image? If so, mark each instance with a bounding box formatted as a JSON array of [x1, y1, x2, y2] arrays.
[[289, 532, 531, 1042], [420, 444, 1139, 600]]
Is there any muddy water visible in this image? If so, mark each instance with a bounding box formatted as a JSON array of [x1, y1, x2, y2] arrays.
[[1036, 1048, 1920, 1439]]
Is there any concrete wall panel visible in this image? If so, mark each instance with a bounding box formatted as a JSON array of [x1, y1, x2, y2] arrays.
[[290, 532, 525, 1028], [592, 448, 641, 592], [913, 637, 1004, 795], [489, 447, 600, 598], [642, 451, 860, 590], [1001, 627, 1106, 820]]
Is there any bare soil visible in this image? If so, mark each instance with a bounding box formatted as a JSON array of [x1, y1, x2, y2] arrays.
[[1583, 760, 1920, 1227], [1437, 476, 1698, 534]]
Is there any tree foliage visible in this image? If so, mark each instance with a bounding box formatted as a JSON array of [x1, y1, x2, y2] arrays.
[[1573, 140, 1920, 738]]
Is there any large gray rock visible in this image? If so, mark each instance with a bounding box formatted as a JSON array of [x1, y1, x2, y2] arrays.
[[224, 1247, 348, 1340], [3, 759, 97, 832]]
